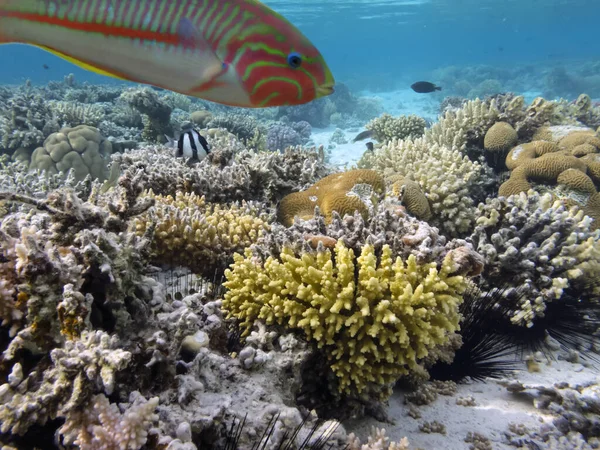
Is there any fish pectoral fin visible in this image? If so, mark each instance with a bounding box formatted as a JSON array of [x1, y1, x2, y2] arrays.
[[35, 45, 128, 80], [175, 17, 227, 90]]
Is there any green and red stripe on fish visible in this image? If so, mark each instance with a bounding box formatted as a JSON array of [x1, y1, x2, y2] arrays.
[[0, 0, 335, 107]]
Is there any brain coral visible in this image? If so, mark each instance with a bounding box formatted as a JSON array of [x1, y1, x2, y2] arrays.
[[28, 125, 113, 182], [484, 121, 518, 153], [277, 169, 384, 227], [222, 240, 468, 396]]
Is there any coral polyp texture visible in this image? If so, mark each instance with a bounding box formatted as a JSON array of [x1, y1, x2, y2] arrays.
[[222, 240, 469, 396], [277, 169, 385, 227], [131, 190, 271, 276], [4, 71, 600, 449]]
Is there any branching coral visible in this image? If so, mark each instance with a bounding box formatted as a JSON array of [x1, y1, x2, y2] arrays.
[[365, 114, 427, 143], [222, 240, 468, 396], [58, 392, 158, 450], [359, 138, 481, 236], [119, 87, 173, 143], [0, 331, 132, 435], [115, 143, 330, 204], [468, 191, 600, 326], [131, 191, 271, 276]]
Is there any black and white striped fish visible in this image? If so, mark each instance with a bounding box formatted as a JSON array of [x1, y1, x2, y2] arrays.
[[166, 127, 211, 164]]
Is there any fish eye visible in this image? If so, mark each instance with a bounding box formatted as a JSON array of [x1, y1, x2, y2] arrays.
[[287, 52, 302, 69]]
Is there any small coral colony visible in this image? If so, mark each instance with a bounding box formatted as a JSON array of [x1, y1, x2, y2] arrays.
[[1, 1, 600, 450]]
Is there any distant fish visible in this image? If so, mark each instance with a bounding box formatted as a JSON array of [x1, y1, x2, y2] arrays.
[[166, 126, 211, 165], [411, 81, 442, 93], [353, 129, 374, 142], [42, 63, 49, 69], [0, 0, 334, 108], [365, 142, 374, 151]]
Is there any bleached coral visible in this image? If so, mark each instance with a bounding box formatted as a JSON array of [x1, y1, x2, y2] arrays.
[[59, 392, 158, 450], [115, 143, 330, 204], [0, 330, 131, 435]]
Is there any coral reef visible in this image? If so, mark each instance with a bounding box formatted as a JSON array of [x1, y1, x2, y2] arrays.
[[131, 191, 271, 277], [115, 143, 330, 204], [468, 191, 600, 326], [28, 125, 113, 181], [365, 114, 427, 143], [222, 240, 470, 396], [277, 169, 384, 227]]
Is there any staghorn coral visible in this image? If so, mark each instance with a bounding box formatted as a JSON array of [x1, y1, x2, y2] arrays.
[[365, 114, 427, 143], [277, 169, 384, 227], [131, 191, 271, 277], [222, 240, 469, 396], [58, 392, 158, 450], [28, 125, 113, 182], [207, 113, 265, 144], [359, 138, 481, 236], [468, 191, 600, 326], [115, 143, 330, 204]]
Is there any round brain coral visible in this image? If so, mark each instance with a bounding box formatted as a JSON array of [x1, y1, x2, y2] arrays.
[[28, 125, 112, 181], [277, 169, 384, 226], [222, 241, 467, 396], [484, 121, 518, 153]]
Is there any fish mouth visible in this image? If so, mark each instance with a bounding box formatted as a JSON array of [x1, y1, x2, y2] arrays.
[[316, 84, 335, 98]]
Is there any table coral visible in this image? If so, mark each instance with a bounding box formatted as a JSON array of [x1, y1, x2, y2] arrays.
[[28, 125, 113, 182], [222, 240, 468, 396], [277, 169, 384, 227], [131, 191, 271, 277]]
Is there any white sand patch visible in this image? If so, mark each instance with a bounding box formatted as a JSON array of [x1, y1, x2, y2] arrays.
[[343, 356, 598, 449], [309, 126, 371, 168]]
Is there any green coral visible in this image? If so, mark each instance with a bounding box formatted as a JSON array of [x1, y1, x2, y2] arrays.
[[222, 241, 467, 396]]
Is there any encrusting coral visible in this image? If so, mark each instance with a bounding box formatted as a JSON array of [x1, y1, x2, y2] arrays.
[[222, 240, 470, 396], [131, 191, 271, 277], [277, 169, 384, 227]]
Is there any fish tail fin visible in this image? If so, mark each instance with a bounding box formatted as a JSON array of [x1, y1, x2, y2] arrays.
[[435, 86, 442, 91]]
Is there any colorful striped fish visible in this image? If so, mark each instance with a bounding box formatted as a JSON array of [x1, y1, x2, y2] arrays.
[[0, 0, 335, 107]]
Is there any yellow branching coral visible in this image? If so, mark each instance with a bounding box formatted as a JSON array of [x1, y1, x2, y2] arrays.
[[132, 191, 270, 276], [222, 241, 467, 395]]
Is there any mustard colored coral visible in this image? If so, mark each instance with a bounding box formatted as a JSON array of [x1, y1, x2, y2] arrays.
[[222, 241, 467, 395], [277, 169, 384, 227], [132, 191, 270, 276], [484, 121, 517, 153]]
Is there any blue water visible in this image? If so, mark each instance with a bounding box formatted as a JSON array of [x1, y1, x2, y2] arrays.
[[1, 0, 599, 96]]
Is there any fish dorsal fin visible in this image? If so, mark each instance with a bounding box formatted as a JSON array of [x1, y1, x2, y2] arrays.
[[35, 45, 128, 80]]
